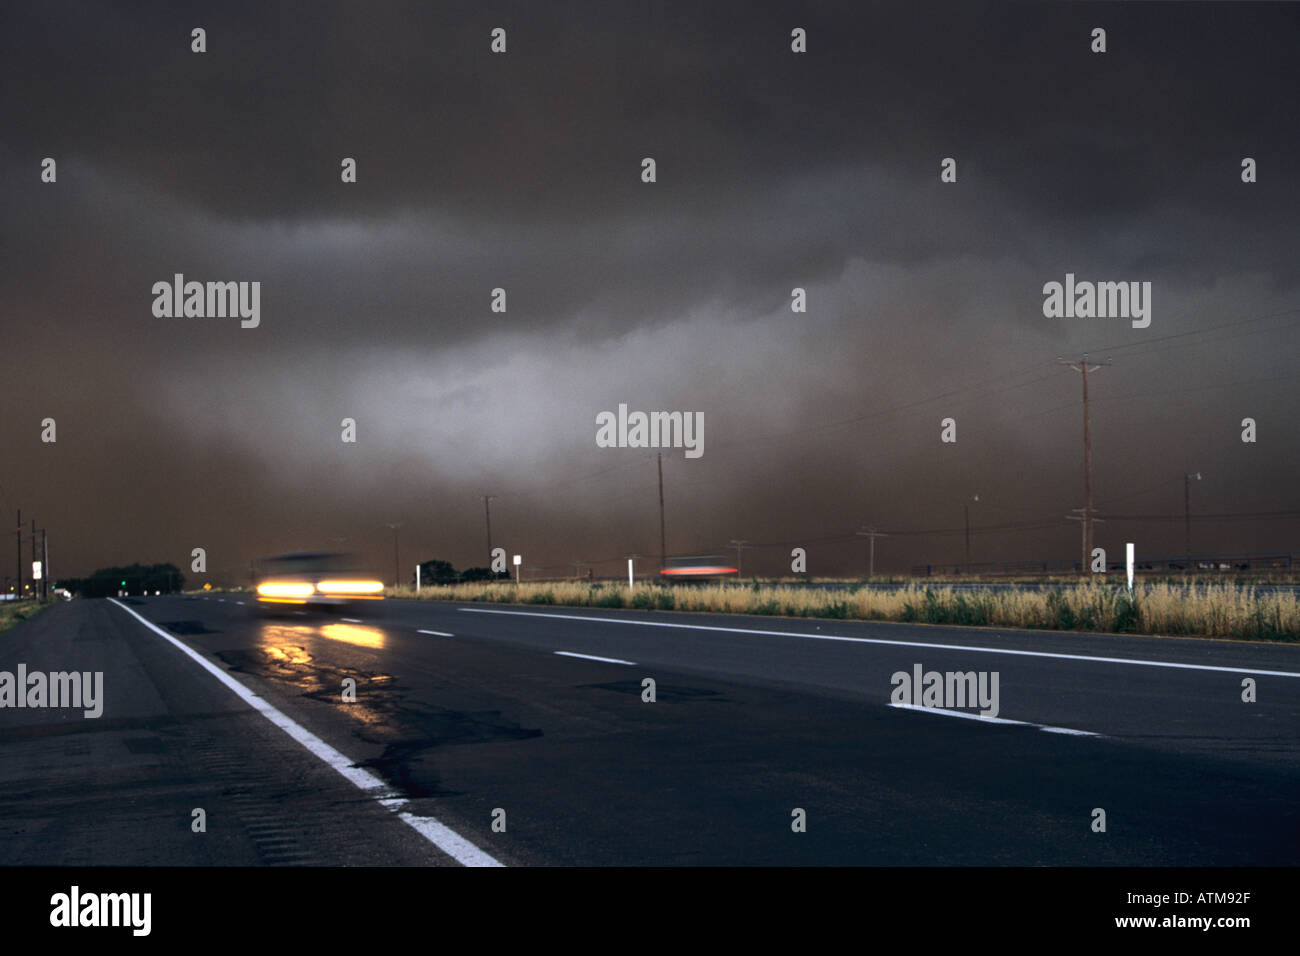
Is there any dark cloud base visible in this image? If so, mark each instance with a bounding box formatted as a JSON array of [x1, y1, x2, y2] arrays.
[[1, 2, 1296, 582]]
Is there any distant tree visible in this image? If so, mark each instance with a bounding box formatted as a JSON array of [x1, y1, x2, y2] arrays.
[[415, 559, 458, 585], [459, 566, 495, 583], [71, 563, 185, 597]]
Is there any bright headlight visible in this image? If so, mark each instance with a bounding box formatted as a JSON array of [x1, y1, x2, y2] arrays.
[[257, 581, 316, 598], [315, 580, 385, 595]]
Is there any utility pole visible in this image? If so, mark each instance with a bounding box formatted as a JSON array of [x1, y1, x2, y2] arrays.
[[856, 526, 888, 578], [31, 519, 36, 597], [386, 522, 402, 589], [964, 493, 979, 571], [39, 528, 47, 600], [728, 539, 749, 577], [482, 495, 495, 564], [657, 453, 666, 571], [1058, 354, 1110, 571], [15, 508, 21, 601], [1066, 508, 1106, 572], [1184, 471, 1202, 565]]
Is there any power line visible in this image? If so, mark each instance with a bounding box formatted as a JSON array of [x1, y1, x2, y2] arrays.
[[1107, 509, 1300, 522], [1095, 474, 1184, 508], [467, 304, 1298, 506], [708, 362, 1058, 455], [1089, 372, 1300, 406], [524, 504, 1299, 577], [711, 304, 1300, 458], [1088, 307, 1300, 357], [451, 303, 1298, 570]]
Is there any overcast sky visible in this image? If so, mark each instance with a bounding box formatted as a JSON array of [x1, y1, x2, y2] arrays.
[[3, 1, 1297, 584]]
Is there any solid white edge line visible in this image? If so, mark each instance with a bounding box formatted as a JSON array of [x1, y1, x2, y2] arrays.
[[889, 702, 1027, 725], [417, 629, 454, 637], [340, 617, 363, 623], [1039, 726, 1100, 736], [554, 651, 636, 665], [889, 702, 1100, 736], [107, 598, 503, 867], [458, 607, 1300, 678]]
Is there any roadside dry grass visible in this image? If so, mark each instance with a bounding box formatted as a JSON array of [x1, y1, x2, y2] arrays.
[[388, 581, 1299, 642], [0, 599, 54, 635]]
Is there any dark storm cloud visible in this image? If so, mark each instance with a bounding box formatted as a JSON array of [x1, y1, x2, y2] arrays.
[[1, 1, 1297, 581]]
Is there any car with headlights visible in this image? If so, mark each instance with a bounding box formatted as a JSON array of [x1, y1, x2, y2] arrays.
[[253, 551, 385, 611], [658, 554, 739, 584]]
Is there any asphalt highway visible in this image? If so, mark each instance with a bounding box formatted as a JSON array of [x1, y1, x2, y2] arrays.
[[2, 595, 1297, 865]]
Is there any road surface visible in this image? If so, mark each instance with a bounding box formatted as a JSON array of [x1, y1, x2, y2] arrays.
[[2, 595, 1297, 865]]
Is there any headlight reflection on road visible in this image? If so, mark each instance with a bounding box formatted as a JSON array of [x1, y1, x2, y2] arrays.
[[264, 644, 313, 665], [319, 623, 386, 649], [258, 625, 317, 665], [258, 624, 316, 643], [252, 623, 391, 726]]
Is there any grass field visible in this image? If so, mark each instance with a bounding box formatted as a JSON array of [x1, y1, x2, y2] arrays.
[[388, 580, 1300, 642]]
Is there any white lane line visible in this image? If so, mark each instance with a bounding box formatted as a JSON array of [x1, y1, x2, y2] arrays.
[[108, 599, 502, 867], [1039, 725, 1098, 736], [889, 703, 1100, 737], [235, 601, 245, 606], [458, 608, 1300, 678], [340, 617, 363, 623], [418, 629, 454, 637], [554, 651, 636, 665]]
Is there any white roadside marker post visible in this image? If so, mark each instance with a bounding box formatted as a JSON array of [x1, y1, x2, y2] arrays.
[[1126, 542, 1135, 593], [513, 554, 522, 584]]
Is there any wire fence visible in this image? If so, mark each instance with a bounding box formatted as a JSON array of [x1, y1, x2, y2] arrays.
[[913, 551, 1298, 577]]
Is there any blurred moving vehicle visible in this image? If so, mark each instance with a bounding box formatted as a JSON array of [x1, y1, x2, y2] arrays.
[[253, 552, 385, 611], [658, 555, 739, 584]]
